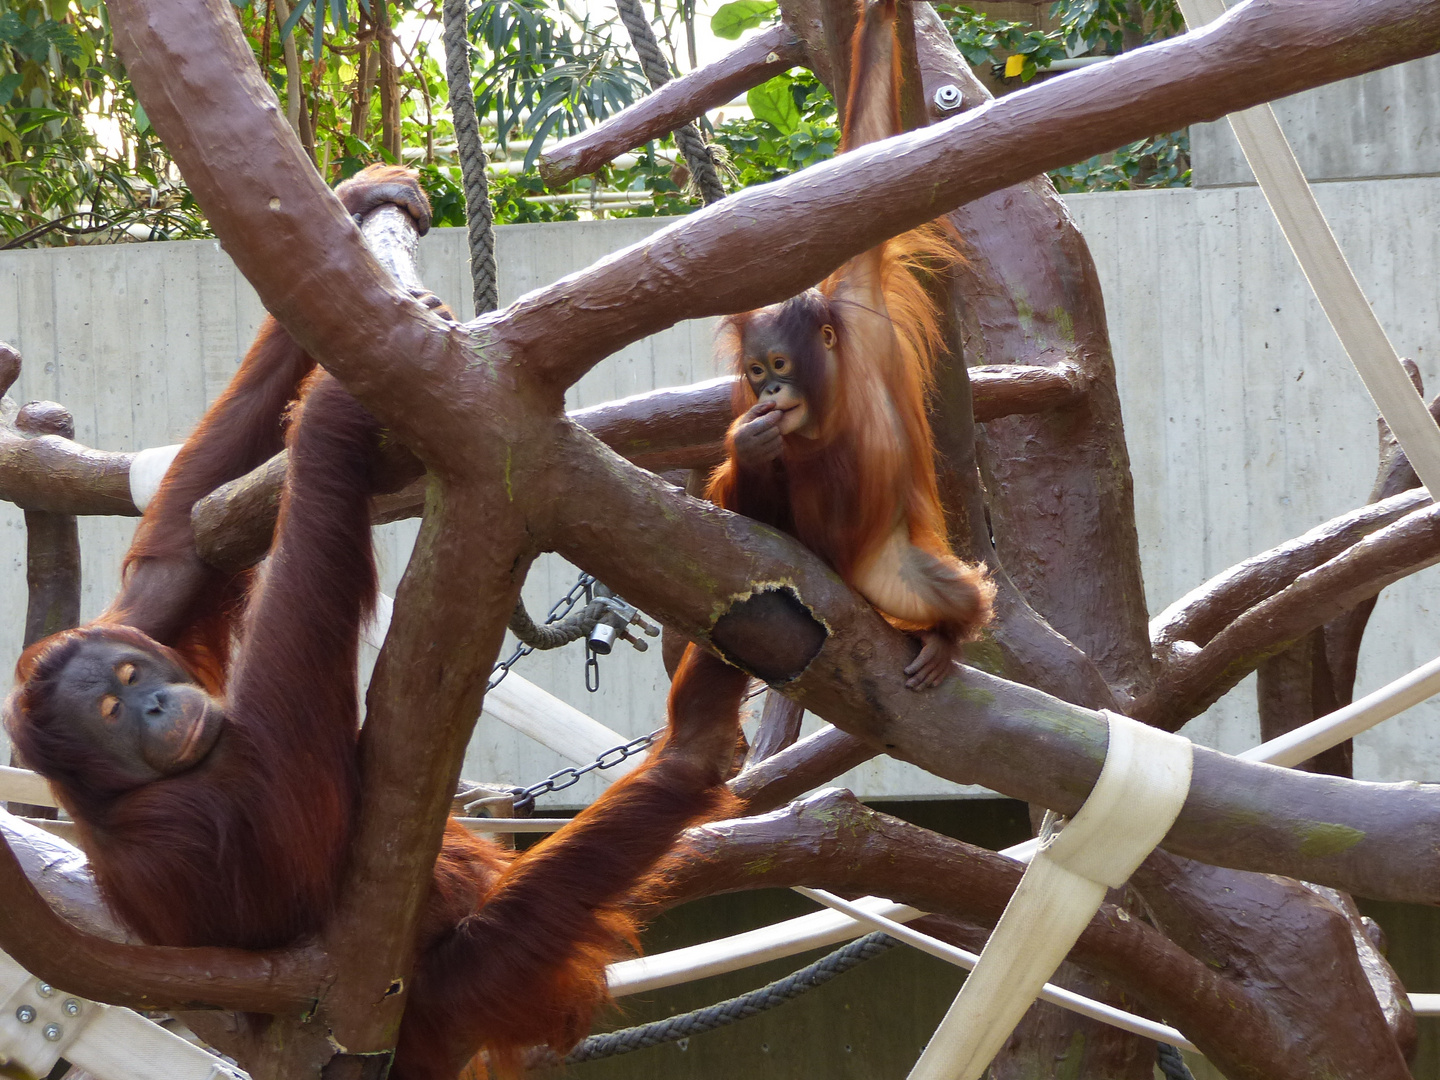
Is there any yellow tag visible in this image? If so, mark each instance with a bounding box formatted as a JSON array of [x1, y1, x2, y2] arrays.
[[1004, 53, 1025, 78]]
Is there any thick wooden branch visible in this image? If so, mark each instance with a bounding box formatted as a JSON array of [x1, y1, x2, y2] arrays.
[[1134, 851, 1414, 1077], [17, 402, 82, 646], [503, 0, 1440, 394], [0, 415, 139, 516], [646, 791, 1305, 1079], [1151, 487, 1431, 661], [729, 724, 878, 812], [0, 823, 326, 1012], [106, 0, 464, 469], [1138, 501, 1440, 727], [539, 422, 1440, 904], [538, 25, 804, 186], [323, 480, 531, 1054], [179, 363, 1088, 575], [970, 362, 1087, 421]]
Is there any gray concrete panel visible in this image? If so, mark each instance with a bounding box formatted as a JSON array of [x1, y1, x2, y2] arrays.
[[1192, 55, 1440, 187]]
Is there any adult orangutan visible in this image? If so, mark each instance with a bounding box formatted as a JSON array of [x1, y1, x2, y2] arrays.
[[707, 0, 994, 691], [5, 165, 744, 1079]]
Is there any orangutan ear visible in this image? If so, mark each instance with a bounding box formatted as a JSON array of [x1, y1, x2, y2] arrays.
[[820, 325, 837, 350]]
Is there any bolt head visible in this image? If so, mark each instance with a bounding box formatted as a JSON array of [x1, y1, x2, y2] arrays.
[[35, 982, 54, 998], [43, 1022, 63, 1041], [15, 1005, 36, 1023], [933, 83, 963, 111], [63, 999, 81, 1016]]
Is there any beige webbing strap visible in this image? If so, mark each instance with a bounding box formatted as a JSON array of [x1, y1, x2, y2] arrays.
[[907, 712, 1192, 1080], [1175, 0, 1440, 496], [127, 444, 181, 512]]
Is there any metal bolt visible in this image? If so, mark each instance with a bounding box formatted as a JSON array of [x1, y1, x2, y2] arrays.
[[933, 83, 963, 111], [43, 1023, 63, 1041], [15, 1005, 35, 1024], [63, 999, 81, 1017], [34, 982, 54, 998]]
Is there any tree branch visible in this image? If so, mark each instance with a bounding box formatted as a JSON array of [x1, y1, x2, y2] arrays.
[[539, 25, 804, 187], [503, 0, 1440, 394], [644, 791, 1310, 1080], [0, 824, 327, 1013], [324, 478, 531, 1053], [970, 362, 1087, 421], [1139, 500, 1440, 727], [1151, 487, 1431, 661], [538, 421, 1440, 903]]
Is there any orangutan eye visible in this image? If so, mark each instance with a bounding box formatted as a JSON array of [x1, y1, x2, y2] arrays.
[[750, 365, 765, 379], [100, 695, 120, 722], [117, 662, 137, 685], [772, 356, 788, 372]]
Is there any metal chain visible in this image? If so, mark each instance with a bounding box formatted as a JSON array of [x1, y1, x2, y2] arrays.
[[487, 572, 596, 691], [502, 727, 665, 813]]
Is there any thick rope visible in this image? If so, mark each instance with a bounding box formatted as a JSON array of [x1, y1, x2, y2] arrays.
[[441, 0, 499, 314], [612, 0, 726, 205], [508, 598, 607, 649], [1155, 1041, 1195, 1080], [558, 931, 900, 1064]]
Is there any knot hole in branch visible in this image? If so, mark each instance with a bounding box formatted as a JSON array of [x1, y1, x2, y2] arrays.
[[710, 587, 827, 683]]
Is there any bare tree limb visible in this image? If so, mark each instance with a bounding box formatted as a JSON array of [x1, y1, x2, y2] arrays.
[[1151, 487, 1431, 661], [538, 25, 804, 187], [970, 362, 1087, 421], [645, 790, 1350, 1080], [17, 402, 82, 646], [0, 825, 327, 1012], [730, 724, 878, 812], [175, 363, 1087, 574], [1139, 500, 1440, 727], [539, 420, 1440, 903]]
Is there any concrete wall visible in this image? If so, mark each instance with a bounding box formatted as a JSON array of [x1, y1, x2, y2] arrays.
[[1191, 54, 1440, 187], [4, 176, 1440, 803]]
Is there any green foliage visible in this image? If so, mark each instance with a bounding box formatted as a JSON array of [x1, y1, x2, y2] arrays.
[[710, 0, 775, 41], [0, 0, 209, 246], [1049, 129, 1189, 192], [710, 69, 836, 187], [936, 5, 1063, 83], [467, 0, 647, 170], [1052, 0, 1184, 57]]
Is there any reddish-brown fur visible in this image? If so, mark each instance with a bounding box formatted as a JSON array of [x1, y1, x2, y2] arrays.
[[706, 0, 993, 659], [5, 165, 745, 1079]]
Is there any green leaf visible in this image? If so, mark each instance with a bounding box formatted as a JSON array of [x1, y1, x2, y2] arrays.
[[747, 72, 799, 135], [0, 12, 26, 45], [710, 0, 776, 40], [0, 73, 20, 103], [132, 100, 149, 134]]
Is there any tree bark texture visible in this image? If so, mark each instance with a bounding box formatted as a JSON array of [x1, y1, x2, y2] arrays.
[[0, 1, 1437, 1077]]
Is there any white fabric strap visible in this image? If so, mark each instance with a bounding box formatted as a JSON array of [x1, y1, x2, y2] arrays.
[[1175, 0, 1440, 496], [127, 445, 182, 512], [0, 949, 240, 1080], [907, 712, 1193, 1080]]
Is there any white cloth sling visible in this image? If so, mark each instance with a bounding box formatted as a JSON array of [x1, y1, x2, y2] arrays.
[[908, 711, 1193, 1080]]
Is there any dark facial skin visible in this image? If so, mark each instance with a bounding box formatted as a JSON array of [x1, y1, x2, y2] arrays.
[[731, 311, 837, 467], [49, 640, 224, 787]]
